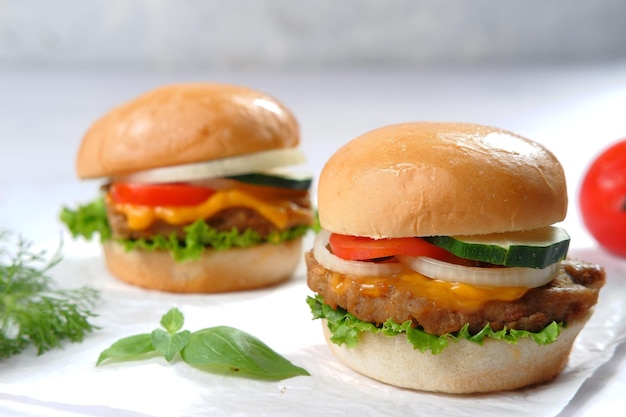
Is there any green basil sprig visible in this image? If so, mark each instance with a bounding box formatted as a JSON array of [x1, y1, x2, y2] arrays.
[[97, 308, 309, 380]]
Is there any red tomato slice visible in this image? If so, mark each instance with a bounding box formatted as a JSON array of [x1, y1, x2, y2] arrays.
[[110, 183, 215, 207], [328, 233, 451, 261]]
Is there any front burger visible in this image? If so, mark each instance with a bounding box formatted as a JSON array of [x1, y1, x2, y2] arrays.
[[61, 83, 314, 293], [306, 122, 605, 393]]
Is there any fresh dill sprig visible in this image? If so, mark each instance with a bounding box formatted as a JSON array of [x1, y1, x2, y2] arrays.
[[0, 231, 100, 360]]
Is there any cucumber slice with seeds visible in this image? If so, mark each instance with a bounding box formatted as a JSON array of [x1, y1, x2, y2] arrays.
[[424, 226, 570, 269]]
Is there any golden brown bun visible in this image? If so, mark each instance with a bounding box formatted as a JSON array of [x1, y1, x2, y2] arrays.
[[101, 238, 303, 293], [318, 122, 567, 238], [322, 312, 590, 394], [77, 83, 299, 179]]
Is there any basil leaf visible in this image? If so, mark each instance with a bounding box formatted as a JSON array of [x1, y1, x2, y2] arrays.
[[160, 307, 185, 333], [181, 326, 309, 380], [151, 329, 191, 362], [96, 333, 155, 365], [96, 308, 310, 381]]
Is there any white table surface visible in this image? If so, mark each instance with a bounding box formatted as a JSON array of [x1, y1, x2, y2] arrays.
[[1, 65, 626, 416]]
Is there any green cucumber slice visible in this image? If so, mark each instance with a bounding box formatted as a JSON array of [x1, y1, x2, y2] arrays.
[[424, 226, 570, 269], [227, 171, 312, 190]]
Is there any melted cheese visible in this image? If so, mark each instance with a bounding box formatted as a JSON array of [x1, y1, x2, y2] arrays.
[[112, 188, 306, 231], [330, 269, 528, 311]]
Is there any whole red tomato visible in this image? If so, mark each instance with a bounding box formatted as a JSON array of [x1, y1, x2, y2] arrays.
[[579, 139, 626, 256]]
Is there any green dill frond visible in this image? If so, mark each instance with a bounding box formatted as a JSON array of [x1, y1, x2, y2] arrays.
[[0, 231, 100, 360]]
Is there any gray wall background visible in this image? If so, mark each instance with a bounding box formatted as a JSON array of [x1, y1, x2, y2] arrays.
[[1, 0, 626, 71]]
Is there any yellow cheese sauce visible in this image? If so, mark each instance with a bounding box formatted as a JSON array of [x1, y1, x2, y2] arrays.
[[329, 269, 528, 311], [110, 187, 310, 231]]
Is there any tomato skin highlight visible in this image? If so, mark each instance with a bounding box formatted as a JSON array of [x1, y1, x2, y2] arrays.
[[328, 233, 452, 261], [579, 139, 626, 257], [110, 183, 215, 207]]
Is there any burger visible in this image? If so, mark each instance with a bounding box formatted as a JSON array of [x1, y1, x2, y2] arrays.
[[305, 122, 605, 393], [61, 83, 314, 293]]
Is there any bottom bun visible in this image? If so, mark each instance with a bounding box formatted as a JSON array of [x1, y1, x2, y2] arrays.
[[102, 238, 303, 293], [322, 313, 591, 394]]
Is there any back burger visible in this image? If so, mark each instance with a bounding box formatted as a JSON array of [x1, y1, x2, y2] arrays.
[[62, 83, 314, 293]]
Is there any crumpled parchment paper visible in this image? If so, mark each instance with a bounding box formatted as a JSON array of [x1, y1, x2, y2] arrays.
[[0, 240, 624, 417]]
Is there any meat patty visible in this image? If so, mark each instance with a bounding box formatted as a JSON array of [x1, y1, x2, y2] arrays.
[[305, 250, 606, 336], [105, 189, 313, 242], [107, 206, 288, 241]]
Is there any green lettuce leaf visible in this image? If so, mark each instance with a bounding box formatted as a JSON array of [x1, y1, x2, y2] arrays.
[[306, 294, 563, 355], [60, 197, 310, 262], [60, 198, 111, 241]]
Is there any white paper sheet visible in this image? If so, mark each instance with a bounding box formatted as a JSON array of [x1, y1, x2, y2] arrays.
[[0, 239, 624, 417]]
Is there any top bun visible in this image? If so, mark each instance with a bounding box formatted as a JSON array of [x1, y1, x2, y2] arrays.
[[318, 122, 567, 238], [76, 83, 299, 179]]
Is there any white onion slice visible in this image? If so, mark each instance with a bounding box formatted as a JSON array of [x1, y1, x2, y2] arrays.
[[114, 148, 306, 184], [314, 230, 406, 277], [397, 255, 559, 288]]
